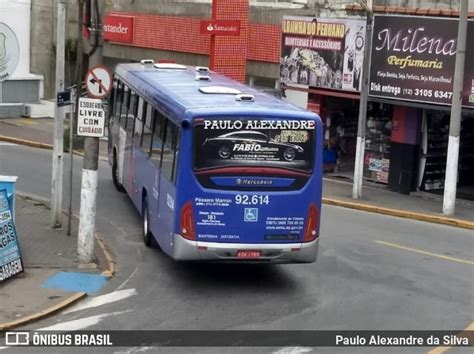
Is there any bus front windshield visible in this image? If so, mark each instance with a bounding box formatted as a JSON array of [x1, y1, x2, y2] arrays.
[[193, 118, 315, 173]]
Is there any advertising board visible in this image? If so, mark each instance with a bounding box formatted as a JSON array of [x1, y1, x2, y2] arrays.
[[370, 15, 474, 107], [280, 16, 367, 92]]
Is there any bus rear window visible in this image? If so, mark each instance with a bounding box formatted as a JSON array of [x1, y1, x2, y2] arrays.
[[193, 119, 315, 172]]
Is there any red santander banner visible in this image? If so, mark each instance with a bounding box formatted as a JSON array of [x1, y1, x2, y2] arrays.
[[200, 20, 241, 36], [103, 15, 134, 44]]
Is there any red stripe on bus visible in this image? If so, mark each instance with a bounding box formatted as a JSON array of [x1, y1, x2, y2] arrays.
[[194, 167, 310, 178]]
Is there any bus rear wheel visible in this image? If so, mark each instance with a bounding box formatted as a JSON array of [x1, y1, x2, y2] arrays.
[[142, 198, 153, 247], [112, 152, 126, 193]]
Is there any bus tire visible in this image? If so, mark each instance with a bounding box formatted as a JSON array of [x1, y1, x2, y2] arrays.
[[142, 197, 153, 247], [112, 151, 126, 193]]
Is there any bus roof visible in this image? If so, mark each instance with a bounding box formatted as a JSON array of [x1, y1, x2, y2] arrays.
[[114, 63, 317, 122]]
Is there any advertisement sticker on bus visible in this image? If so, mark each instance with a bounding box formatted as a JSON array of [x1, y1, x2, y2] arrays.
[[192, 118, 317, 244]]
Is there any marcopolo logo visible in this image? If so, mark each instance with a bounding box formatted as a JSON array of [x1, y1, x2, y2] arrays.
[[0, 22, 20, 82]]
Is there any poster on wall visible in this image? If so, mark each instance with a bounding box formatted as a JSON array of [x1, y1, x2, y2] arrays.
[[0, 189, 23, 283], [370, 15, 474, 107], [280, 16, 367, 92]]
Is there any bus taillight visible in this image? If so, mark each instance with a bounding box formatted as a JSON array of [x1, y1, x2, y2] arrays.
[[304, 203, 319, 242], [180, 201, 196, 240]]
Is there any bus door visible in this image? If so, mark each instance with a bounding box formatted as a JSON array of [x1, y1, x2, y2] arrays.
[[156, 119, 180, 247], [121, 91, 138, 194]]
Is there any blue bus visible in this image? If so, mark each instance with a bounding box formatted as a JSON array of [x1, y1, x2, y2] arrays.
[[108, 61, 322, 263]]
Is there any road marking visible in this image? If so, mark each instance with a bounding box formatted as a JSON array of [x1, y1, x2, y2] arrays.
[[0, 142, 17, 146], [63, 288, 137, 314], [426, 322, 474, 354], [273, 347, 313, 354], [375, 240, 474, 266], [38, 310, 132, 331]]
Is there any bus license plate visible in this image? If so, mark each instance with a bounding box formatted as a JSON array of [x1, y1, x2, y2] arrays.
[[237, 250, 261, 259]]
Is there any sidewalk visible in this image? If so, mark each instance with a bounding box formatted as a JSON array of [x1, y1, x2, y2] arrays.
[[0, 196, 110, 330], [0, 117, 109, 159], [323, 178, 474, 226], [1, 116, 473, 229]]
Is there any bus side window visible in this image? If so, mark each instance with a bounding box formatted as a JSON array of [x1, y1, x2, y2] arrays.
[[126, 91, 137, 135], [171, 128, 180, 184], [109, 77, 117, 113], [120, 85, 130, 128], [133, 98, 145, 143], [161, 120, 177, 182], [114, 80, 123, 118], [150, 110, 165, 167], [141, 104, 154, 156]]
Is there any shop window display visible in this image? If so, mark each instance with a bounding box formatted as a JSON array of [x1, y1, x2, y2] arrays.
[[364, 103, 392, 184]]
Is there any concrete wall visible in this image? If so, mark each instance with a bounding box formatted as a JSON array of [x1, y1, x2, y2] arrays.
[[30, 0, 79, 98]]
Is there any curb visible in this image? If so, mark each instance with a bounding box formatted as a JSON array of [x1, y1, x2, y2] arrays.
[[0, 135, 53, 150], [323, 197, 474, 230], [0, 134, 109, 162], [95, 232, 116, 278], [0, 292, 86, 331], [0, 193, 117, 330], [15, 192, 117, 277]]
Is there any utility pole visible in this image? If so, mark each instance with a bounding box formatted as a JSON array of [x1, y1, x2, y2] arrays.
[[51, 0, 66, 228], [68, 0, 85, 236], [352, 0, 373, 199], [443, 0, 468, 215], [77, 0, 103, 264]]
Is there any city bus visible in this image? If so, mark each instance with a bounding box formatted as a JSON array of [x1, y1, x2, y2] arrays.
[[108, 61, 323, 263]]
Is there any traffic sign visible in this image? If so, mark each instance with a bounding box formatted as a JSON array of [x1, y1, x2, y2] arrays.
[[77, 98, 105, 137], [85, 65, 112, 99], [57, 90, 71, 107]]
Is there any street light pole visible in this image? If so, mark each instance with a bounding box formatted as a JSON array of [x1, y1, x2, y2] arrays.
[[352, 0, 373, 199], [443, 0, 468, 215], [51, 0, 66, 228]]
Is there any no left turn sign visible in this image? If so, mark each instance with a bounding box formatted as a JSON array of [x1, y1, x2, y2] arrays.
[[85, 65, 112, 99]]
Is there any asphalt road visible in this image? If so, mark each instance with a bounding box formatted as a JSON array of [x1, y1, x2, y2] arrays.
[[0, 143, 473, 354]]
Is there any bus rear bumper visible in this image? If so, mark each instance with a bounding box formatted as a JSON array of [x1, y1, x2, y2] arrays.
[[173, 235, 319, 263]]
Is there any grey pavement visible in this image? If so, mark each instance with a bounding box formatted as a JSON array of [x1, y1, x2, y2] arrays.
[[1, 115, 473, 224], [0, 144, 472, 354], [0, 117, 109, 158], [0, 196, 106, 326], [323, 178, 474, 223]]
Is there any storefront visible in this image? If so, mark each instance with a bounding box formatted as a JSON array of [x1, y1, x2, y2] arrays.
[[367, 15, 474, 200], [280, 15, 367, 177], [281, 13, 474, 201]]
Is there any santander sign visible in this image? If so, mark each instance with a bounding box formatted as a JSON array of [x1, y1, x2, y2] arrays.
[[103, 15, 134, 43], [200, 20, 241, 36]]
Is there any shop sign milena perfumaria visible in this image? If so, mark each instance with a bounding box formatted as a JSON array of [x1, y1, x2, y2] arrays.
[[370, 15, 474, 107], [0, 22, 20, 82], [280, 16, 367, 92]]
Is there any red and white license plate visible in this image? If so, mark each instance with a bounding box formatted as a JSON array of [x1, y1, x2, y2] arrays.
[[236, 250, 261, 259]]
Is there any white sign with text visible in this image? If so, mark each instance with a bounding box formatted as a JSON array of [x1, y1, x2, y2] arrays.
[[77, 98, 105, 137]]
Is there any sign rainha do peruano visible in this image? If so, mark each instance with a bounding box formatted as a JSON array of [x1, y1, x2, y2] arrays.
[[103, 15, 134, 44], [0, 189, 23, 283], [369, 15, 474, 107], [280, 16, 367, 92]]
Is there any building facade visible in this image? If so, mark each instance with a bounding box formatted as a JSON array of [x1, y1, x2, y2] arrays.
[[24, 0, 474, 201]]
